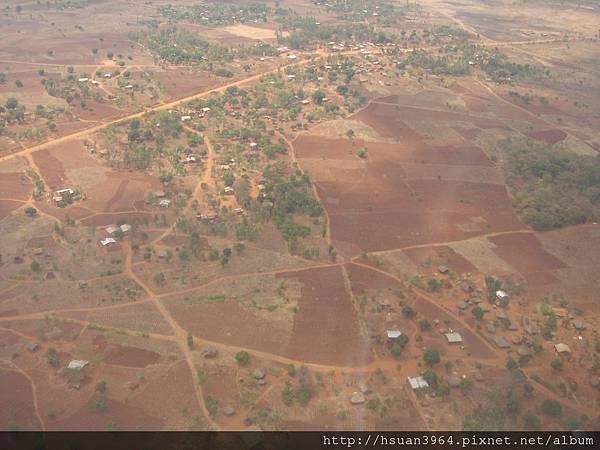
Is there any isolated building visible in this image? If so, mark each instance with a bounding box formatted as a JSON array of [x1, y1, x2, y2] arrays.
[[444, 332, 463, 344], [386, 330, 402, 340], [490, 335, 510, 349], [67, 360, 89, 370], [554, 343, 571, 355], [496, 290, 509, 302], [100, 237, 117, 247], [407, 376, 429, 390]]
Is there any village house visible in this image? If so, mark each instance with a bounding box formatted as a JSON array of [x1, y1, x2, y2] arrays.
[[105, 225, 120, 235], [496, 290, 509, 302], [490, 335, 510, 349], [25, 341, 39, 352], [100, 237, 117, 247], [407, 376, 429, 390], [67, 360, 89, 370], [159, 199, 171, 208], [554, 343, 571, 356], [386, 330, 402, 341], [444, 332, 463, 344]]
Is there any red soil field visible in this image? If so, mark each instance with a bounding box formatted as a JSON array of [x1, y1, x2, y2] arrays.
[[525, 129, 568, 145], [321, 179, 524, 252], [127, 360, 203, 430], [49, 397, 164, 431], [163, 296, 292, 358], [278, 265, 372, 366], [0, 173, 33, 200], [357, 102, 506, 135], [352, 103, 423, 141], [488, 232, 566, 274], [103, 345, 161, 368], [32, 149, 66, 188], [0, 370, 42, 431], [345, 262, 401, 293]]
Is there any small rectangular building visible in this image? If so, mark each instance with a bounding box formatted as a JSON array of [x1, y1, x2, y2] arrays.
[[100, 237, 117, 247], [490, 335, 510, 349], [386, 330, 402, 340], [444, 332, 463, 344], [407, 376, 429, 390], [67, 360, 89, 371], [554, 343, 571, 355]]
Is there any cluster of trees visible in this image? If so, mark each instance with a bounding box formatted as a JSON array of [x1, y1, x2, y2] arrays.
[[282, 21, 392, 50], [477, 48, 537, 84], [132, 27, 278, 66], [263, 169, 323, 247], [316, 0, 396, 23], [42, 74, 91, 105], [400, 50, 471, 76], [500, 138, 600, 230], [0, 97, 26, 130], [158, 3, 268, 26]]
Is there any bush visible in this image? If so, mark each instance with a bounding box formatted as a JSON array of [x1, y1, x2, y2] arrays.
[[523, 411, 541, 430], [235, 351, 249, 366], [423, 348, 440, 366], [281, 381, 293, 406], [550, 359, 563, 371], [286, 364, 296, 377], [402, 305, 415, 319], [541, 399, 562, 417], [472, 306, 484, 320], [46, 348, 59, 367], [95, 381, 107, 394], [506, 357, 518, 370], [418, 319, 431, 331]]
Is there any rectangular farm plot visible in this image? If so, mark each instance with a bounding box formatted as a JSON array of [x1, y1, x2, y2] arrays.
[[278, 265, 372, 367], [488, 232, 567, 280]]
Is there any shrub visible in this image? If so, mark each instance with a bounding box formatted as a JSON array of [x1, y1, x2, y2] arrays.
[[235, 351, 249, 366], [423, 348, 440, 366], [540, 399, 562, 417], [506, 357, 518, 370], [95, 381, 107, 394], [281, 381, 293, 406]]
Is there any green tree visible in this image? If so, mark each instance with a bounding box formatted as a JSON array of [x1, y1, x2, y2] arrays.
[[506, 357, 518, 370], [423, 348, 440, 366], [281, 381, 293, 406], [235, 351, 249, 366], [95, 381, 107, 394], [540, 399, 562, 417], [472, 306, 484, 320]]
